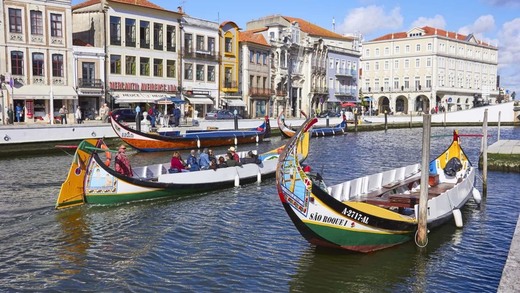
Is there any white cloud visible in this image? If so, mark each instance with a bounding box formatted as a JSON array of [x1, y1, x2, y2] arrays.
[[410, 15, 446, 29], [497, 18, 520, 90], [458, 15, 495, 36], [338, 5, 403, 37]]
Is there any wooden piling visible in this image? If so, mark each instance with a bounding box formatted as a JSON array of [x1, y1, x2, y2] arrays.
[[384, 111, 388, 132], [417, 114, 431, 248], [354, 113, 358, 132], [483, 109, 488, 195]]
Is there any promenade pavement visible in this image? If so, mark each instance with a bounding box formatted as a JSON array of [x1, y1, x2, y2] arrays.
[[487, 140, 520, 154]]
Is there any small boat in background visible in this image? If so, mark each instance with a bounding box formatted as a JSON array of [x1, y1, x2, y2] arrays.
[[110, 113, 271, 152], [276, 118, 478, 253], [56, 135, 309, 209], [277, 112, 347, 138]]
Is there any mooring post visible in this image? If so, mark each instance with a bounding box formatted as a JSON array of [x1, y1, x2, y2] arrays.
[[384, 110, 388, 132], [482, 109, 488, 195], [234, 109, 238, 130], [354, 112, 358, 132], [498, 111, 501, 141], [326, 115, 330, 127], [417, 114, 431, 248], [409, 111, 412, 128], [443, 110, 447, 127]]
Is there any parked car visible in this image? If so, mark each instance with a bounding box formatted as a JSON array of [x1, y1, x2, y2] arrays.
[[318, 110, 341, 118], [109, 108, 148, 122], [205, 109, 242, 120]]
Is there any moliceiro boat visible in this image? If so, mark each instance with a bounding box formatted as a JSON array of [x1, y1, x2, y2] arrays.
[[56, 136, 309, 209], [111, 113, 271, 152], [276, 117, 478, 253], [277, 113, 347, 138]]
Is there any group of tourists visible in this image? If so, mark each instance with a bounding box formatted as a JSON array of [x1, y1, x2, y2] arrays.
[[168, 146, 260, 173], [113, 144, 262, 177]]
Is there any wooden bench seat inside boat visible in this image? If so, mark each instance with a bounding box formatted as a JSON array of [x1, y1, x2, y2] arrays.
[[361, 182, 456, 208]]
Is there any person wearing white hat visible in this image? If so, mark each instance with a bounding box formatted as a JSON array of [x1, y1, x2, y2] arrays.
[[228, 146, 239, 161]]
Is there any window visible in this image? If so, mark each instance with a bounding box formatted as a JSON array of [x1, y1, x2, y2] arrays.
[[329, 58, 334, 69], [196, 35, 204, 51], [405, 59, 409, 68], [208, 37, 215, 53], [184, 63, 193, 80], [9, 8, 22, 33], [415, 77, 421, 90], [384, 78, 389, 91], [395, 46, 400, 53], [110, 16, 121, 45], [50, 13, 63, 37], [153, 23, 163, 50], [207, 66, 215, 82], [110, 55, 121, 74], [365, 62, 369, 71], [394, 78, 399, 90], [140, 57, 150, 75], [140, 20, 150, 49], [52, 54, 63, 77], [184, 33, 193, 52], [125, 56, 136, 75], [30, 10, 43, 35], [125, 18, 136, 47], [256, 52, 261, 64], [166, 60, 176, 78], [153, 59, 163, 77], [416, 44, 421, 52], [196, 64, 204, 81], [225, 37, 232, 53], [166, 25, 176, 52], [32, 53, 45, 76], [428, 43, 432, 51], [263, 53, 267, 65], [365, 48, 370, 56], [384, 47, 389, 55], [384, 61, 389, 70], [405, 45, 410, 53], [250, 50, 255, 63], [224, 67, 232, 87], [404, 77, 410, 89], [426, 76, 432, 89], [11, 51, 24, 75], [375, 62, 379, 70], [375, 48, 380, 56], [426, 58, 431, 67], [394, 60, 399, 69], [415, 58, 420, 68]]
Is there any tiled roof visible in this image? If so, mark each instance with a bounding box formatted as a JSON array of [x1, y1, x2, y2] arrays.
[[282, 16, 353, 41], [371, 26, 493, 47], [239, 30, 269, 46], [73, 0, 165, 11]]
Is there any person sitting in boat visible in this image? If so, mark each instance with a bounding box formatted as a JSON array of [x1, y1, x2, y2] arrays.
[[225, 152, 242, 167], [228, 146, 239, 161], [208, 149, 216, 162], [186, 150, 200, 171], [217, 156, 228, 168], [199, 148, 211, 170], [209, 157, 218, 170], [240, 150, 260, 164], [169, 151, 187, 173], [115, 145, 133, 177]]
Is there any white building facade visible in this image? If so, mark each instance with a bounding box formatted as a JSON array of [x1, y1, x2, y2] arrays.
[[361, 26, 499, 115]]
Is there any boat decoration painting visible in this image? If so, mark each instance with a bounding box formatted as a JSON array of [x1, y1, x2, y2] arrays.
[[277, 112, 347, 138], [275, 117, 478, 253], [56, 135, 310, 209], [110, 113, 271, 152]]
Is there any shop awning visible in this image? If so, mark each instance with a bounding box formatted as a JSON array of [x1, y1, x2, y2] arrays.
[[185, 95, 214, 105], [12, 85, 78, 99], [223, 98, 246, 107], [114, 91, 156, 104], [141, 92, 176, 100]]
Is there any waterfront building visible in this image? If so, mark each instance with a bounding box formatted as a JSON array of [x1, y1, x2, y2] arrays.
[[246, 15, 359, 118], [361, 26, 499, 114], [73, 42, 105, 120], [72, 0, 183, 112], [238, 30, 272, 118], [179, 15, 219, 119], [219, 21, 244, 116], [1, 0, 77, 124]]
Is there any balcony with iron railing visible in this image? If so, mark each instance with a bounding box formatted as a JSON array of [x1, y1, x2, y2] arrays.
[[275, 89, 287, 97], [183, 47, 219, 62], [223, 80, 238, 92], [335, 69, 358, 77], [78, 78, 104, 88], [249, 87, 273, 97], [334, 88, 356, 96], [311, 86, 328, 94]]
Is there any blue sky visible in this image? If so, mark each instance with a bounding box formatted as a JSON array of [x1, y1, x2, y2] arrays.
[[72, 0, 520, 94]]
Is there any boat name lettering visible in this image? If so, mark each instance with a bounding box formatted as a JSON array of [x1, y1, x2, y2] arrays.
[[121, 132, 134, 138], [309, 212, 345, 226], [341, 208, 370, 224]]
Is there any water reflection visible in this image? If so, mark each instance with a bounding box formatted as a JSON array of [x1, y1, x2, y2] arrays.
[[56, 208, 91, 276]]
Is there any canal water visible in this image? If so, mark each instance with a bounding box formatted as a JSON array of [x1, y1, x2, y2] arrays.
[[0, 126, 519, 292]]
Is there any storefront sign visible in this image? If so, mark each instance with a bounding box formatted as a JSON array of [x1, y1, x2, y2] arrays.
[[109, 82, 177, 92]]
